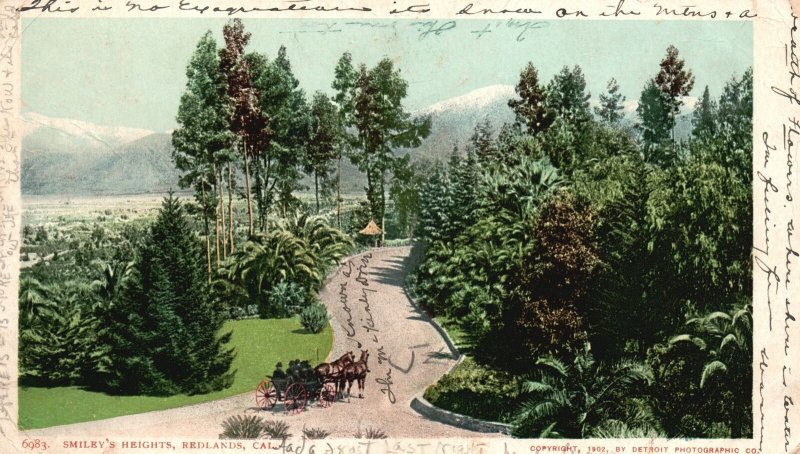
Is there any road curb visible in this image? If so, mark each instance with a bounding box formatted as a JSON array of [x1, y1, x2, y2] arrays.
[[410, 393, 513, 435], [401, 283, 512, 436]]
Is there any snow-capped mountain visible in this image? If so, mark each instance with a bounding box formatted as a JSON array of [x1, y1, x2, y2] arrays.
[[419, 85, 516, 116], [21, 113, 179, 195], [404, 85, 516, 161], [21, 86, 698, 195], [22, 112, 154, 155]]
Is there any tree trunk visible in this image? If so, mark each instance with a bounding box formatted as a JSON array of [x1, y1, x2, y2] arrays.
[[314, 172, 320, 214], [213, 163, 222, 265], [200, 181, 212, 283], [337, 153, 342, 228], [365, 165, 373, 220], [261, 153, 270, 230], [380, 170, 385, 247], [254, 152, 263, 232], [227, 163, 235, 254], [243, 136, 254, 238]]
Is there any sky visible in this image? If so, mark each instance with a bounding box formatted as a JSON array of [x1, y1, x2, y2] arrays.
[[21, 18, 752, 132]]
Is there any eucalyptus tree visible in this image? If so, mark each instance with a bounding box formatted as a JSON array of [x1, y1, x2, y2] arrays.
[[654, 45, 695, 145], [172, 31, 232, 273], [256, 46, 310, 220], [305, 92, 341, 214], [349, 58, 430, 241], [220, 19, 266, 238], [331, 52, 358, 227], [247, 46, 311, 225]]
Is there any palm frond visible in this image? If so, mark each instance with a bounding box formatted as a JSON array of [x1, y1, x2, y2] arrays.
[[700, 360, 727, 388]]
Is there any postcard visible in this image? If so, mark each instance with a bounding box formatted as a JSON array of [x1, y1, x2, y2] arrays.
[[0, 0, 793, 453]]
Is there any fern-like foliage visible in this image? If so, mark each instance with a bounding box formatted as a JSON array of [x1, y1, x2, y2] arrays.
[[219, 415, 265, 439]]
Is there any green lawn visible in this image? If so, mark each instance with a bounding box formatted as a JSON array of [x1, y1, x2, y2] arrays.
[[19, 318, 332, 430]]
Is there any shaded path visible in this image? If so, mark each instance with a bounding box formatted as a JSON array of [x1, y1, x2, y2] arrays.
[[27, 247, 505, 439]]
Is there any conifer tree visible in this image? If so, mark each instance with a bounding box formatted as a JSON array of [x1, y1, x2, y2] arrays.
[[691, 86, 716, 141], [449, 148, 479, 236], [636, 80, 672, 163], [417, 164, 453, 243], [547, 65, 592, 126], [595, 78, 626, 124], [106, 194, 234, 395], [470, 118, 498, 165], [509, 62, 553, 135]]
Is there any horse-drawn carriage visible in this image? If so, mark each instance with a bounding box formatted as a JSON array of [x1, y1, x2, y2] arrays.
[[254, 351, 369, 415]]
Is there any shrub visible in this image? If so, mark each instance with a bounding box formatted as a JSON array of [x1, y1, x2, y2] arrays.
[[354, 426, 387, 439], [229, 306, 246, 320], [302, 426, 330, 439], [260, 281, 306, 318], [219, 415, 264, 439], [262, 420, 291, 439], [300, 302, 329, 334], [424, 357, 520, 423]]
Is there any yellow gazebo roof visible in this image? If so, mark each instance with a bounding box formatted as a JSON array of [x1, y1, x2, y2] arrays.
[[359, 220, 382, 236]]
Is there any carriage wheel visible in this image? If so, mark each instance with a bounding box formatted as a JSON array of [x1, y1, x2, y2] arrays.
[[284, 383, 308, 415], [255, 379, 278, 410], [318, 383, 336, 408]]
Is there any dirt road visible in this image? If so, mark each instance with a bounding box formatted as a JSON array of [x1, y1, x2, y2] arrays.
[[27, 247, 504, 439]]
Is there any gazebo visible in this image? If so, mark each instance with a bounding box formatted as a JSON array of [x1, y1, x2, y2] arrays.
[[359, 220, 383, 247]]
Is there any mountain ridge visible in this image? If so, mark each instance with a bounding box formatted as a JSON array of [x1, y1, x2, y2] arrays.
[[21, 86, 696, 196]]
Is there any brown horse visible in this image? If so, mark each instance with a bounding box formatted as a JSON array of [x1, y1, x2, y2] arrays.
[[314, 351, 354, 397], [343, 349, 370, 399]]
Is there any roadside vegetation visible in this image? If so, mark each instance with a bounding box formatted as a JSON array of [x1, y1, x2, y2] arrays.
[[415, 49, 752, 438]]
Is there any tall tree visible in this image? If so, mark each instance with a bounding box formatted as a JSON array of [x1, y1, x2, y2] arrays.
[[509, 62, 553, 135], [389, 155, 427, 238], [265, 46, 310, 218], [691, 86, 716, 141], [244, 47, 311, 225], [172, 31, 231, 277], [513, 191, 602, 358], [350, 58, 430, 242], [654, 45, 695, 144], [448, 148, 479, 235], [546, 65, 591, 126], [305, 92, 341, 213], [220, 19, 265, 238], [331, 52, 358, 228], [713, 68, 752, 181], [106, 194, 235, 395], [595, 78, 626, 124], [636, 80, 672, 164]]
